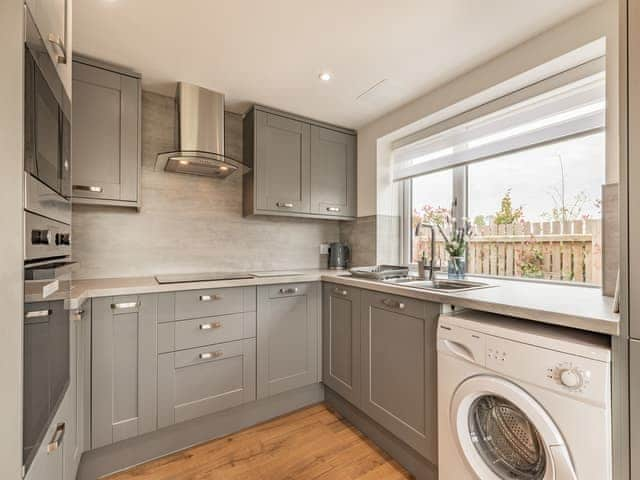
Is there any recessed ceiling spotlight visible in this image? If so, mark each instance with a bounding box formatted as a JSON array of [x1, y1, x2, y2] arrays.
[[319, 72, 332, 82], [219, 165, 229, 171], [178, 159, 190, 165]]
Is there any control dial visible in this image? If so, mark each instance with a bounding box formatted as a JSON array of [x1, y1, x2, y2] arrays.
[[55, 233, 71, 246], [31, 229, 52, 245], [555, 363, 590, 391]]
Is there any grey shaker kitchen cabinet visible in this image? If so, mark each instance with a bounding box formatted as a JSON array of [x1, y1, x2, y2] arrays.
[[245, 108, 311, 215], [322, 283, 361, 406], [72, 57, 141, 207], [243, 105, 357, 220], [91, 295, 157, 449], [157, 339, 256, 428], [257, 283, 321, 399], [360, 290, 439, 463], [25, 0, 71, 95], [310, 126, 357, 218]]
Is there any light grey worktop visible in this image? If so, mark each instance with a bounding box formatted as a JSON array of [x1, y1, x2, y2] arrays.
[[65, 270, 619, 336]]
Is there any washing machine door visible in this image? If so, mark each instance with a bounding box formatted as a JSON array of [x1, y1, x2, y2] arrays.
[[450, 375, 578, 480]]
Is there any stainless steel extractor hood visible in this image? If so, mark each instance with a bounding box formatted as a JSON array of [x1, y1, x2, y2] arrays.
[[155, 83, 249, 179]]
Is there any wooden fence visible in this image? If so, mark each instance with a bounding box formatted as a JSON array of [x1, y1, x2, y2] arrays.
[[414, 219, 602, 284]]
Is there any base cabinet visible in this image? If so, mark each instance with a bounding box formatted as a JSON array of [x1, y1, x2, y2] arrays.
[[91, 295, 158, 449], [257, 283, 320, 399], [360, 291, 439, 463], [322, 283, 361, 406], [158, 339, 256, 428]]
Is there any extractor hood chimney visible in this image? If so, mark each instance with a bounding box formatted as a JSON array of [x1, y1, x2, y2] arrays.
[[155, 83, 249, 179]]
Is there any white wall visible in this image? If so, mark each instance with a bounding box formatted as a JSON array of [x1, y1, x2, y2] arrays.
[[356, 0, 619, 217], [0, 0, 24, 478]]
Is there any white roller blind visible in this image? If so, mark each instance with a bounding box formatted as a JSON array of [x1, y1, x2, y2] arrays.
[[392, 59, 606, 182]]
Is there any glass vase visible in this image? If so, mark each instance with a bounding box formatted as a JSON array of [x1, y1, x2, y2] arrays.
[[448, 256, 466, 280]]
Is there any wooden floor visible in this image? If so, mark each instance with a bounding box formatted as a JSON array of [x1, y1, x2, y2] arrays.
[[104, 403, 413, 480]]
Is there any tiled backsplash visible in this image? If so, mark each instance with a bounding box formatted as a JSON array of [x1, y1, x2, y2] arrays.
[[71, 92, 340, 279]]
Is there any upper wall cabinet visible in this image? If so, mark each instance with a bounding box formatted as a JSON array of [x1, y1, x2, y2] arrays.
[[243, 105, 356, 220], [26, 0, 72, 96], [72, 57, 141, 208]]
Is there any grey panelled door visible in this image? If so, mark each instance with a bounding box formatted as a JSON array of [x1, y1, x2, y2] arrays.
[[72, 61, 139, 203], [157, 339, 256, 428], [257, 283, 320, 399], [91, 295, 157, 449], [310, 126, 356, 218], [322, 283, 361, 406], [360, 291, 439, 463], [255, 110, 311, 214]]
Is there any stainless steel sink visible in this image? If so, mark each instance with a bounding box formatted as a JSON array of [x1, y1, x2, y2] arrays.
[[382, 277, 491, 292]]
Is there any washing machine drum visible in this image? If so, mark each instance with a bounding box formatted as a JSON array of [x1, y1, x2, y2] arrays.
[[451, 376, 578, 480]]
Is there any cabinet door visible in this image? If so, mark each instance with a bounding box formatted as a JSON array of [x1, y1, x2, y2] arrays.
[[310, 126, 356, 218], [157, 339, 256, 428], [92, 295, 157, 449], [322, 283, 361, 406], [24, 419, 64, 480], [72, 61, 140, 204], [26, 0, 70, 95], [255, 110, 310, 214], [360, 291, 438, 463], [257, 283, 320, 398]]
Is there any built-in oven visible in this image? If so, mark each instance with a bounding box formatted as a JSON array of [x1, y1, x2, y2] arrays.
[[22, 5, 73, 474]]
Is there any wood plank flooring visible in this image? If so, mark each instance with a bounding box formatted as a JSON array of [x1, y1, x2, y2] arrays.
[[104, 403, 413, 480]]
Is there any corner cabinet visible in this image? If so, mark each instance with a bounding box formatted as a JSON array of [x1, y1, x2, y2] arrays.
[[91, 295, 158, 449], [322, 283, 361, 406], [72, 57, 141, 208], [257, 283, 321, 398], [244, 106, 356, 220], [360, 291, 439, 464]]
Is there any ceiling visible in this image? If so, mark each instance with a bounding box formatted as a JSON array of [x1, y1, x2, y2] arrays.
[[74, 0, 602, 129]]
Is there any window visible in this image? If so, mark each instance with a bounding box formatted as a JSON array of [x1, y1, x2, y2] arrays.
[[467, 131, 604, 283], [411, 169, 454, 264], [399, 59, 606, 285]]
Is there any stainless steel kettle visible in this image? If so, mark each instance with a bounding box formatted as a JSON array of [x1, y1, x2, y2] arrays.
[[328, 242, 350, 270]]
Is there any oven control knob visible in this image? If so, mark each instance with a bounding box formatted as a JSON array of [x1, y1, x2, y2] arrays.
[[32, 229, 52, 245], [559, 367, 588, 390], [59, 233, 71, 246]]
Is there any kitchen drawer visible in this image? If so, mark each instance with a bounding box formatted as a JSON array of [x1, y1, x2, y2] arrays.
[[108, 296, 140, 315], [157, 339, 256, 428], [158, 312, 256, 353], [267, 282, 311, 299], [175, 287, 252, 320], [364, 291, 426, 320], [323, 282, 358, 301]]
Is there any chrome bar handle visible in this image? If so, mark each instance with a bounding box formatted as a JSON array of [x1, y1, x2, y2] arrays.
[[279, 287, 299, 294], [199, 294, 220, 302], [111, 301, 139, 310], [25, 309, 52, 319], [200, 321, 222, 330], [47, 423, 65, 453], [47, 33, 67, 64], [382, 298, 405, 310], [334, 288, 348, 296], [276, 202, 294, 208], [326, 207, 341, 213], [199, 350, 223, 360], [73, 184, 104, 193]]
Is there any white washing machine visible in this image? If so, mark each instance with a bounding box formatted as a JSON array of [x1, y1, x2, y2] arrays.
[[437, 310, 611, 480]]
